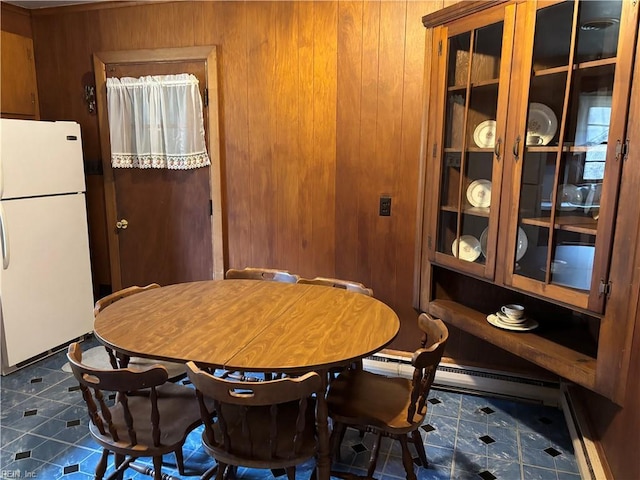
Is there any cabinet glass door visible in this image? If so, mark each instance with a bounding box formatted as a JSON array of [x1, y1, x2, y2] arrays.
[[433, 7, 514, 278], [508, 0, 633, 312]]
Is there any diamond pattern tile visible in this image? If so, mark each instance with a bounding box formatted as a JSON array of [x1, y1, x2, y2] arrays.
[[0, 335, 579, 480], [478, 470, 497, 480], [544, 447, 562, 457], [479, 435, 496, 445]]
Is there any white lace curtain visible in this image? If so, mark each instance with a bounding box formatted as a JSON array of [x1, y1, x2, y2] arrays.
[[106, 73, 210, 170]]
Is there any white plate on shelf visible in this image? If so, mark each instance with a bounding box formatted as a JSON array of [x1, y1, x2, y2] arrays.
[[527, 103, 557, 146], [480, 226, 527, 261], [480, 227, 489, 259], [516, 227, 528, 262], [495, 311, 528, 325], [452, 235, 482, 262], [473, 120, 496, 148], [466, 179, 492, 208], [487, 313, 539, 331]]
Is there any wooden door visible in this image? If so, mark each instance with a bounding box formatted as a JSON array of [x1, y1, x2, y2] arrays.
[[94, 47, 225, 291]]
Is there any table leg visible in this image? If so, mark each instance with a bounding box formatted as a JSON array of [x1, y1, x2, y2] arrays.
[[316, 369, 330, 480]]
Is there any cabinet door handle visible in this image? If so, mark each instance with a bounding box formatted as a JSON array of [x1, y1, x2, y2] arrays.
[[494, 137, 502, 161], [513, 135, 521, 161]]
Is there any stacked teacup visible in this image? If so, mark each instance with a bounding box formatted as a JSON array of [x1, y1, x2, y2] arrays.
[[496, 304, 526, 325]]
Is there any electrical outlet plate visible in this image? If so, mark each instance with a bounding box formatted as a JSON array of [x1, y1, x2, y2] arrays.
[[379, 196, 391, 216]]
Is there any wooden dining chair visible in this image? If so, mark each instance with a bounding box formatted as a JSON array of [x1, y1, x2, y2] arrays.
[[94, 283, 186, 381], [326, 313, 449, 480], [225, 267, 299, 283], [186, 361, 322, 480], [297, 276, 373, 296], [67, 342, 212, 480]]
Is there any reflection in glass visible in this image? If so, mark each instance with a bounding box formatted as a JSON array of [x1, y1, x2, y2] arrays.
[[445, 93, 466, 149], [528, 73, 565, 147], [515, 225, 548, 282], [447, 33, 471, 87], [532, 2, 573, 70], [566, 65, 614, 152], [471, 22, 503, 83], [576, 1, 621, 63], [438, 210, 457, 256]]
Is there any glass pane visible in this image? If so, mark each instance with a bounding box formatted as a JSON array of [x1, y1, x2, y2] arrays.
[[468, 84, 498, 149], [515, 224, 547, 279], [471, 22, 503, 83], [550, 231, 596, 292], [556, 150, 602, 224], [520, 151, 555, 220], [458, 211, 486, 265], [565, 65, 614, 147], [517, 150, 553, 280], [437, 153, 461, 255], [438, 210, 458, 257], [575, 1, 622, 63], [438, 22, 504, 266], [459, 151, 492, 266], [447, 32, 471, 87], [445, 92, 466, 149], [532, 2, 573, 70], [527, 73, 565, 147]]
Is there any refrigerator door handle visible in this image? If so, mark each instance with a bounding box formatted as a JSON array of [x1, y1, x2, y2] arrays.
[[0, 204, 10, 269]]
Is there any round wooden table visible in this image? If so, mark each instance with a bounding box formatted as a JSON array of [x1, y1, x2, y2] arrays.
[[93, 279, 400, 479]]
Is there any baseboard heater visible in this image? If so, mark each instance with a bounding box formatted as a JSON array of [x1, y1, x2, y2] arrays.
[[363, 350, 561, 406]]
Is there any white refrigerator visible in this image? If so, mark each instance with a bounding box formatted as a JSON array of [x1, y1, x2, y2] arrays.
[[0, 119, 94, 374]]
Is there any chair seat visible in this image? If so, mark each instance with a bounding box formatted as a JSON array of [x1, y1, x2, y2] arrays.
[[89, 382, 208, 455], [128, 357, 186, 381], [327, 369, 425, 433], [202, 398, 317, 469]]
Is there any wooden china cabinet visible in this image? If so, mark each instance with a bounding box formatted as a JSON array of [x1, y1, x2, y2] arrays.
[[417, 0, 639, 403]]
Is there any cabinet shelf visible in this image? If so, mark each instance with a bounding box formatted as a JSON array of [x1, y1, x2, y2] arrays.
[[441, 205, 490, 217], [447, 78, 499, 92], [443, 147, 494, 153], [428, 299, 597, 390], [521, 215, 597, 235], [533, 58, 616, 78]]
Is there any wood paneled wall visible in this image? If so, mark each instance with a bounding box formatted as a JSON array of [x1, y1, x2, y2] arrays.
[[29, 0, 443, 350]]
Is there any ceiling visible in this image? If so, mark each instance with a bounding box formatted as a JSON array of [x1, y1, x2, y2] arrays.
[[3, 0, 106, 8]]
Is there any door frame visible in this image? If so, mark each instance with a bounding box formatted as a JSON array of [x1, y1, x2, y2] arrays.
[[93, 46, 225, 290]]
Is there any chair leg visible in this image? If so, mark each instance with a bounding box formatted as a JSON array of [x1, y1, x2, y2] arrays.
[[366, 431, 383, 478], [411, 429, 428, 467], [330, 421, 347, 461], [215, 462, 227, 480], [399, 435, 417, 480], [175, 447, 186, 474], [95, 449, 109, 480], [152, 456, 163, 480], [201, 464, 218, 480], [286, 466, 296, 480], [114, 453, 125, 480]]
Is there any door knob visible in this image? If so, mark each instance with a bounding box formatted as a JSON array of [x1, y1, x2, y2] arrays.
[[116, 219, 128, 230]]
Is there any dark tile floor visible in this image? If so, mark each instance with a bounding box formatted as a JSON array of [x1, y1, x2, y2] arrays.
[[0, 337, 580, 480]]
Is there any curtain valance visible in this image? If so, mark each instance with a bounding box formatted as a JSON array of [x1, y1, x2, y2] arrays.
[[106, 73, 210, 170]]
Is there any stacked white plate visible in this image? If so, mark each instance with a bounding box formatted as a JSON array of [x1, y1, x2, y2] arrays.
[[486, 311, 538, 331]]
